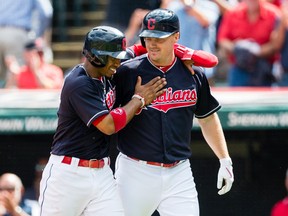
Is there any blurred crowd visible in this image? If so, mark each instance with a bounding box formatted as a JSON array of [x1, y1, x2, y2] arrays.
[[1, 0, 288, 89], [106, 0, 288, 87], [0, 0, 63, 90], [0, 157, 48, 216]]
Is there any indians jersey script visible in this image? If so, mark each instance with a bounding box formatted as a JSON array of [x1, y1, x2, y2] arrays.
[[51, 65, 116, 160], [113, 55, 221, 163]]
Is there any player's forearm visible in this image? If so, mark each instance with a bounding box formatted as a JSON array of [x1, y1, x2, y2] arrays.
[[122, 97, 144, 123], [198, 113, 230, 159], [96, 97, 143, 135]]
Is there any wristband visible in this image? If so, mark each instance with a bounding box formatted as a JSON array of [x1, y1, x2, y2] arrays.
[[110, 108, 127, 133], [132, 94, 145, 108], [14, 206, 23, 214]]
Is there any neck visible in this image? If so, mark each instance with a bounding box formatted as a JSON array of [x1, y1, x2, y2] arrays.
[[246, 2, 260, 18]]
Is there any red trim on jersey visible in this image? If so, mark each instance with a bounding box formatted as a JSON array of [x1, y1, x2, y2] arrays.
[[92, 114, 107, 127], [153, 57, 176, 72]]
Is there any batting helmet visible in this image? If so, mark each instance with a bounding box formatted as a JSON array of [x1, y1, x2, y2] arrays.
[[83, 26, 130, 67], [139, 8, 179, 47]]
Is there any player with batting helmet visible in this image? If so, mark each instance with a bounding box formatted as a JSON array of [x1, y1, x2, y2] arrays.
[[38, 25, 167, 216], [113, 8, 234, 216]]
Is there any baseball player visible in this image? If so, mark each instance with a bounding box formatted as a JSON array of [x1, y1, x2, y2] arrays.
[[113, 8, 234, 216], [38, 26, 167, 216]]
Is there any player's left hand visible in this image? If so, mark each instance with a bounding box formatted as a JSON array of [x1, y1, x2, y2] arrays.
[[217, 157, 234, 195]]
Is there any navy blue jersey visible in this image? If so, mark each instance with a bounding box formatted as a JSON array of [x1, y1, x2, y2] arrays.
[[51, 65, 115, 160], [113, 55, 220, 163]]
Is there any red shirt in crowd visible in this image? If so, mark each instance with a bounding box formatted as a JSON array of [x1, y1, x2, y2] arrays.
[[217, 1, 282, 62], [17, 64, 64, 89]]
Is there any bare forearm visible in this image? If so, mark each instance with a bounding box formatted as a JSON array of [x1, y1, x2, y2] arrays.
[[96, 98, 142, 135], [122, 97, 143, 123], [198, 113, 230, 159]]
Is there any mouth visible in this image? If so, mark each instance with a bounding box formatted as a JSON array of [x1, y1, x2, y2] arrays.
[[109, 67, 117, 74], [150, 47, 159, 52], [149, 48, 160, 55]]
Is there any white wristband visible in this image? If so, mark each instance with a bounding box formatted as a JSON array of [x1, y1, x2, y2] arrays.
[[14, 206, 23, 214], [132, 94, 145, 108]]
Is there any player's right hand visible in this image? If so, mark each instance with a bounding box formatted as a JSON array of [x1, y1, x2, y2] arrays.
[[217, 157, 234, 195], [134, 76, 167, 106]]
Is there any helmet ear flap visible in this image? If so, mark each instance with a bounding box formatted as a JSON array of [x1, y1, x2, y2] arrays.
[[140, 38, 146, 48], [83, 49, 105, 67]]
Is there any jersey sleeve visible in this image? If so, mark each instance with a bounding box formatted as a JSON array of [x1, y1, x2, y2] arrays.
[[193, 68, 221, 118], [113, 63, 137, 108], [68, 80, 109, 127]]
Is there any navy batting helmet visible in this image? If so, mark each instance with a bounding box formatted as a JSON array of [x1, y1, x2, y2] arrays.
[[139, 8, 179, 46], [83, 26, 130, 67]]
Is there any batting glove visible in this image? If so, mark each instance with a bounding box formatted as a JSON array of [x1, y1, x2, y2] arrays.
[[217, 157, 234, 195]]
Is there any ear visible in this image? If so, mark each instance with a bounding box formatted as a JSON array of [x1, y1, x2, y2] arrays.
[[174, 32, 180, 41]]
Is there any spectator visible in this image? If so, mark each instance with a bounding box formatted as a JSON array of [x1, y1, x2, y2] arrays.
[[23, 157, 48, 201], [0, 173, 39, 216], [266, 0, 282, 7], [31, 0, 54, 63], [104, 0, 162, 32], [212, 0, 240, 84], [125, 0, 163, 46], [4, 39, 64, 89], [212, 0, 239, 15], [277, 0, 288, 86], [165, 0, 221, 84], [270, 168, 288, 216], [0, 0, 53, 88], [217, 0, 285, 86]]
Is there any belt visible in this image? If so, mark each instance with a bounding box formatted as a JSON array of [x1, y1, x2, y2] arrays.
[[61, 156, 109, 168], [130, 157, 180, 168]]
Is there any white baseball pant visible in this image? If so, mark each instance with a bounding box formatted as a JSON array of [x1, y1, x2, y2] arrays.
[[39, 154, 124, 216], [115, 153, 199, 216]]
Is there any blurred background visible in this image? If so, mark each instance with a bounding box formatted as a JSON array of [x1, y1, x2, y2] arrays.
[[0, 0, 288, 215]]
